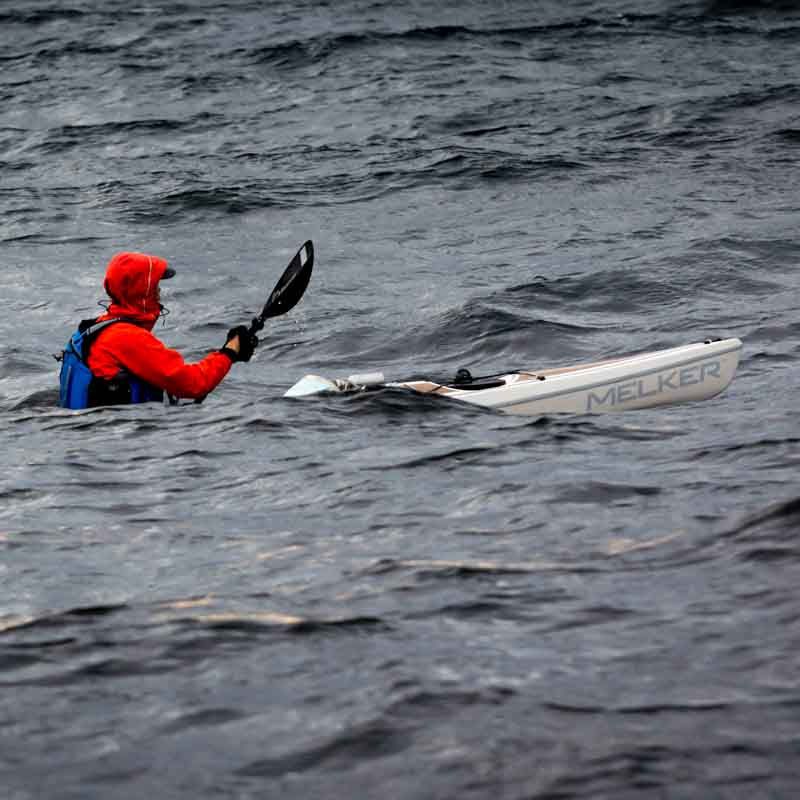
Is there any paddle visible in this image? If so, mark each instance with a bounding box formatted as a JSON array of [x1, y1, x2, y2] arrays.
[[194, 241, 314, 404], [247, 240, 314, 336]]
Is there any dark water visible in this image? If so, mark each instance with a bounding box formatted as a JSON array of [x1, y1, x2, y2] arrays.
[[2, 1, 800, 797]]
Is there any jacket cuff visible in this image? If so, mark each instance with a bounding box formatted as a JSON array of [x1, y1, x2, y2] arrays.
[[219, 347, 238, 362]]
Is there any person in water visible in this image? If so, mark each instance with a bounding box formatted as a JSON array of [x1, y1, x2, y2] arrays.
[[59, 251, 257, 409]]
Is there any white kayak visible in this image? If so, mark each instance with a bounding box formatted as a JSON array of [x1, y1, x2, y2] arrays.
[[285, 338, 742, 416]]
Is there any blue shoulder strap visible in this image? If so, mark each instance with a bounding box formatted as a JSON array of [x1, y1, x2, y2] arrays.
[[76, 318, 123, 359]]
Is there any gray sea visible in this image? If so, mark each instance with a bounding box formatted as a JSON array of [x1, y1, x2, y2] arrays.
[[2, 1, 800, 797]]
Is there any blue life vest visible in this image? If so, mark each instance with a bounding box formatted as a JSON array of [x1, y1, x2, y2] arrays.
[[59, 318, 164, 409]]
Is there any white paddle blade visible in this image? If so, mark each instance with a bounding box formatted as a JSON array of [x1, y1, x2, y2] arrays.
[[284, 374, 340, 398]]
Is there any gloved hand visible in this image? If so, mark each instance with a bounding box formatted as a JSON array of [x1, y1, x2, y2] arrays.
[[221, 325, 258, 363]]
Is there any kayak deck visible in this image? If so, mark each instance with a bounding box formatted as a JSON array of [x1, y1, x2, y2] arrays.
[[285, 338, 743, 416]]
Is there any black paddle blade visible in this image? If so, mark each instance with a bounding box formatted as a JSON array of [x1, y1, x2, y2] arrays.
[[259, 240, 314, 321]]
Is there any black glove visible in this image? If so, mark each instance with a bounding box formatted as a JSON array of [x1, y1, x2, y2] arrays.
[[221, 325, 258, 363]]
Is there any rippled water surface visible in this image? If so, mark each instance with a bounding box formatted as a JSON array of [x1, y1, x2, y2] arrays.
[[2, 1, 800, 797]]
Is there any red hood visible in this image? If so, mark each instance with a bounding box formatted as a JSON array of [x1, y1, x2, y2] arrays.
[[103, 251, 171, 330]]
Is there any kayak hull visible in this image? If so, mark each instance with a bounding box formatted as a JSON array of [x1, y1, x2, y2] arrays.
[[285, 338, 742, 416]]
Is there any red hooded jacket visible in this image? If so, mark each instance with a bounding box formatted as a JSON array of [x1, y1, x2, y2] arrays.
[[87, 252, 232, 400]]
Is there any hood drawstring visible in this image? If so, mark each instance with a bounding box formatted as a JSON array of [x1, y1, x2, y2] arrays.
[[144, 255, 153, 315]]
